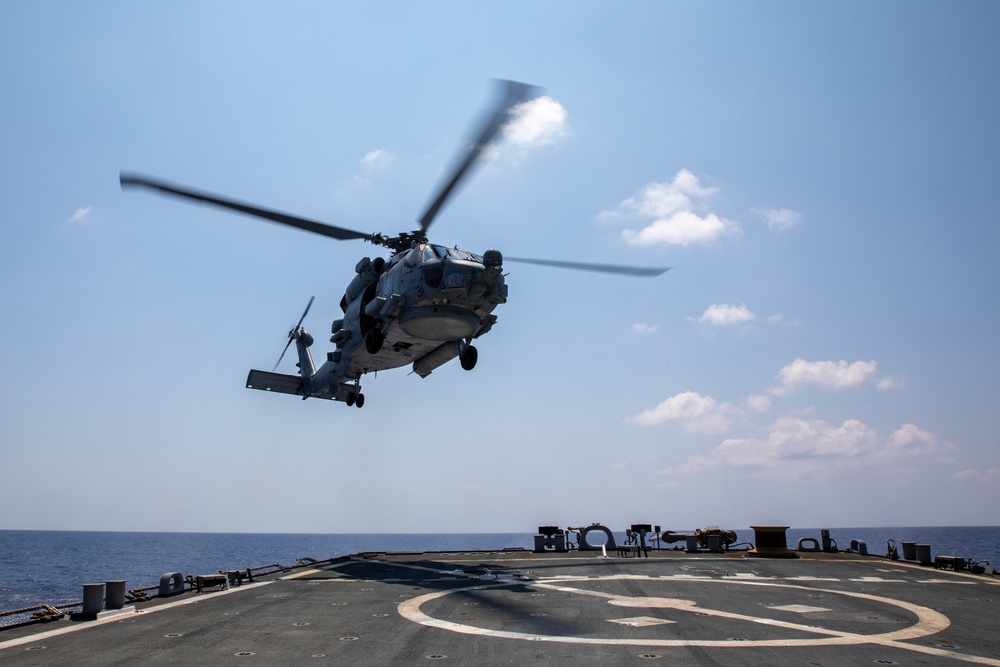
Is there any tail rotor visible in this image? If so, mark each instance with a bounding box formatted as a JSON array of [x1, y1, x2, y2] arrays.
[[273, 296, 315, 371]]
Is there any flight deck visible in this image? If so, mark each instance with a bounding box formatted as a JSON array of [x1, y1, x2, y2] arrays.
[[2, 546, 999, 666]]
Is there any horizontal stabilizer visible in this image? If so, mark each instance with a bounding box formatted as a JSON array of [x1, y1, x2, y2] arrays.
[[246, 370, 352, 402], [246, 369, 307, 397]]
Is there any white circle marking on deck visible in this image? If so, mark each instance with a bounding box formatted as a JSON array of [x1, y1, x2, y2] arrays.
[[397, 575, 1000, 666]]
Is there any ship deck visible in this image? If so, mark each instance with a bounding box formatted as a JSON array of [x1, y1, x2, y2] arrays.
[[2, 548, 999, 666]]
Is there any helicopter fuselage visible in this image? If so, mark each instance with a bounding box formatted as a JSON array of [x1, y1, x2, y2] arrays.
[[248, 243, 507, 405]]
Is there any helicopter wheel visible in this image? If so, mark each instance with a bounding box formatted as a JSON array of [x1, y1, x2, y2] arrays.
[[460, 345, 478, 371], [345, 392, 356, 407], [355, 393, 365, 408], [365, 329, 384, 354]]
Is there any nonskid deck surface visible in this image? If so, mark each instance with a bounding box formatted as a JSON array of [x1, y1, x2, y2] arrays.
[[2, 549, 999, 666]]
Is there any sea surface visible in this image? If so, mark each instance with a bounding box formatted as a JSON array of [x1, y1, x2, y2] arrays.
[[2, 526, 998, 626]]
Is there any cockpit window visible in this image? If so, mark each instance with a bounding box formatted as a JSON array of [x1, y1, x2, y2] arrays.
[[423, 245, 442, 262], [421, 245, 445, 288], [416, 244, 484, 264], [445, 247, 483, 263]]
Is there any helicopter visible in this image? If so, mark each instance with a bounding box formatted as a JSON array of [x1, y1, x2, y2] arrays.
[[121, 81, 668, 408]]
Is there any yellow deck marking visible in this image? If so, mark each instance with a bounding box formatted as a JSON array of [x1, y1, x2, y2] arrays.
[[281, 568, 324, 580]]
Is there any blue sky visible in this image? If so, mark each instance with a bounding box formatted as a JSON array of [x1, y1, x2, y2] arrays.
[[1, 2, 998, 534]]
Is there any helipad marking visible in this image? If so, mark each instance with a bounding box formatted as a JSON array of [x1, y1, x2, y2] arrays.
[[768, 604, 831, 613], [370, 558, 997, 664], [610, 616, 676, 627], [396, 575, 1000, 665], [608, 597, 698, 609], [282, 568, 325, 580]]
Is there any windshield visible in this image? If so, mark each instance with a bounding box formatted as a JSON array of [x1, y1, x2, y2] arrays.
[[445, 247, 483, 263], [422, 245, 442, 262], [419, 244, 483, 263]]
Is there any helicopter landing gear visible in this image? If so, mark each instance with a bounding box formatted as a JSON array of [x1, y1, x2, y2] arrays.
[[365, 328, 384, 354], [460, 344, 478, 371], [345, 378, 365, 408]]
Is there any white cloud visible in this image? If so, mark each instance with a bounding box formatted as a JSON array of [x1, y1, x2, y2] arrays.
[[753, 206, 802, 230], [715, 418, 879, 474], [643, 360, 945, 483], [771, 359, 896, 395], [622, 210, 737, 246], [657, 417, 947, 480], [502, 96, 568, 148], [746, 394, 772, 413], [336, 98, 566, 203], [875, 375, 905, 390], [67, 206, 92, 223], [631, 323, 659, 334], [600, 169, 741, 246], [333, 149, 400, 202], [883, 424, 938, 457], [626, 391, 732, 434], [657, 455, 715, 476], [766, 314, 800, 325], [361, 149, 395, 169], [635, 361, 899, 433], [955, 468, 1000, 483], [697, 303, 757, 326]]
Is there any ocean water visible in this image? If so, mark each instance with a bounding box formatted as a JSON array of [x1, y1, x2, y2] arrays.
[[2, 527, 997, 625]]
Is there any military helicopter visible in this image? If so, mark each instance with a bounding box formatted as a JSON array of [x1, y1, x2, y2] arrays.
[[121, 81, 668, 408]]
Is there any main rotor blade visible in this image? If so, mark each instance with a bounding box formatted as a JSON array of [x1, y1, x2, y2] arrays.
[[120, 172, 371, 242], [416, 80, 540, 234], [505, 256, 670, 277]]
